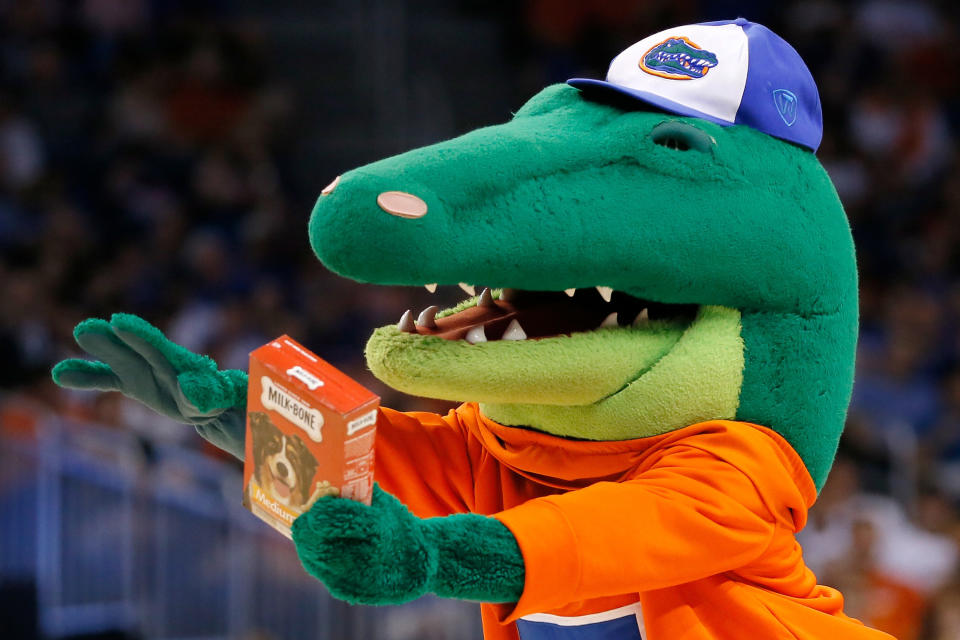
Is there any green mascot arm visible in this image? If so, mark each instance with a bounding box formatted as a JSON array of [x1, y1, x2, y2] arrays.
[[53, 315, 527, 603], [52, 313, 248, 460], [292, 484, 525, 604]]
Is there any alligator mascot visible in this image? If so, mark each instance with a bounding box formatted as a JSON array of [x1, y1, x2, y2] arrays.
[[53, 19, 891, 640]]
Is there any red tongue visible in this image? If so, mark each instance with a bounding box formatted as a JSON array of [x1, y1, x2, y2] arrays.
[[272, 478, 291, 499], [407, 290, 697, 342], [414, 297, 610, 341]]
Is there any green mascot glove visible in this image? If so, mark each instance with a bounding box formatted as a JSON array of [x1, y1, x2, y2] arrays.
[[52, 313, 249, 460], [292, 484, 525, 605]]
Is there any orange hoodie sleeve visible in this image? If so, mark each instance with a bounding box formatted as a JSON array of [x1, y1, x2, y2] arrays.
[[492, 422, 811, 621], [373, 407, 476, 518]]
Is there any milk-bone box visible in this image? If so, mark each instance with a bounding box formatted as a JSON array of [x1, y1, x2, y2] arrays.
[[243, 335, 379, 539]]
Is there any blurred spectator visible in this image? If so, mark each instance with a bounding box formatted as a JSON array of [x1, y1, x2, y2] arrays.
[[802, 457, 959, 639], [924, 574, 960, 639], [0, 100, 44, 190], [822, 518, 927, 640]]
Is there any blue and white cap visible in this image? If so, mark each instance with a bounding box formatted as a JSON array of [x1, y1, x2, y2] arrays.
[[568, 18, 823, 151]]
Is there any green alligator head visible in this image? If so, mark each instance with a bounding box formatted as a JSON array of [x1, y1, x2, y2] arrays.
[[643, 38, 718, 79], [308, 84, 857, 490]]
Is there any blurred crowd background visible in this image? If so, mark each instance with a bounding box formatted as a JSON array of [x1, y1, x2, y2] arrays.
[[2, 0, 960, 639]]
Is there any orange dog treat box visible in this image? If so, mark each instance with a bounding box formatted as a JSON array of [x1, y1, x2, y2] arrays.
[[243, 335, 379, 538]]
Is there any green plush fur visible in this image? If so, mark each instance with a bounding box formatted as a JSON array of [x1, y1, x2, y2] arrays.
[[738, 309, 857, 488], [312, 83, 857, 489], [293, 484, 524, 604], [422, 513, 524, 602], [54, 313, 249, 459]]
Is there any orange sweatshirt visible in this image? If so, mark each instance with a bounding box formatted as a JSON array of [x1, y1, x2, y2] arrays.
[[374, 403, 893, 640]]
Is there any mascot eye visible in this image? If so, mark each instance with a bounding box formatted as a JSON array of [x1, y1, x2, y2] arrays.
[[650, 121, 716, 153]]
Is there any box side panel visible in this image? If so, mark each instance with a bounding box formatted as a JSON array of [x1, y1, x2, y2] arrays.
[[340, 400, 379, 506]]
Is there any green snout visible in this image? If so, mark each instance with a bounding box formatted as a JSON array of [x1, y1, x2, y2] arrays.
[[309, 83, 858, 490], [309, 84, 851, 315]]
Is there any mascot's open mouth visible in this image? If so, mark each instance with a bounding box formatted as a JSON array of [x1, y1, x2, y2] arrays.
[[398, 286, 700, 343], [366, 284, 743, 440]]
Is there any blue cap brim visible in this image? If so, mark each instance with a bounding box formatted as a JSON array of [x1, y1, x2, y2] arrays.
[[567, 78, 735, 128]]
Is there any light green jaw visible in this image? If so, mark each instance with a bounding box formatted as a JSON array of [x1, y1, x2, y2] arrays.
[[366, 304, 744, 440]]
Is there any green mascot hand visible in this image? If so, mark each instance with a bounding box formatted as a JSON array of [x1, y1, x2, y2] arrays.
[[292, 484, 525, 605], [52, 313, 249, 460]]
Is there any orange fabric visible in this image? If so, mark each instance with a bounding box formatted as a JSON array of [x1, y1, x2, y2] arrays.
[[374, 403, 894, 640]]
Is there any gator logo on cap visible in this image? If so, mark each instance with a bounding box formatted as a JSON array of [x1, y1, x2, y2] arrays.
[[640, 36, 718, 80]]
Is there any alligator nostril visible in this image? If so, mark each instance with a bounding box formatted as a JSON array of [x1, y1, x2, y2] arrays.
[[377, 191, 428, 218], [321, 175, 340, 196], [650, 121, 716, 153]]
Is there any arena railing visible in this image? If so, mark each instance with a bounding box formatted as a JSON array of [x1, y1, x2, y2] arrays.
[[0, 405, 482, 640]]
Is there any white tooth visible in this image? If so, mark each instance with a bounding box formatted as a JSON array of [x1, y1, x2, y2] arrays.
[[600, 312, 619, 328], [417, 305, 439, 328], [564, 288, 576, 297], [321, 174, 340, 195], [398, 310, 416, 332], [596, 286, 613, 303], [633, 308, 649, 325], [465, 325, 487, 344], [459, 282, 476, 296], [501, 319, 527, 341], [424, 283, 438, 293], [478, 288, 495, 307]]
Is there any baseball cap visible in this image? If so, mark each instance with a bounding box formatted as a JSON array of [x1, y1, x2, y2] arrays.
[[567, 18, 823, 151]]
